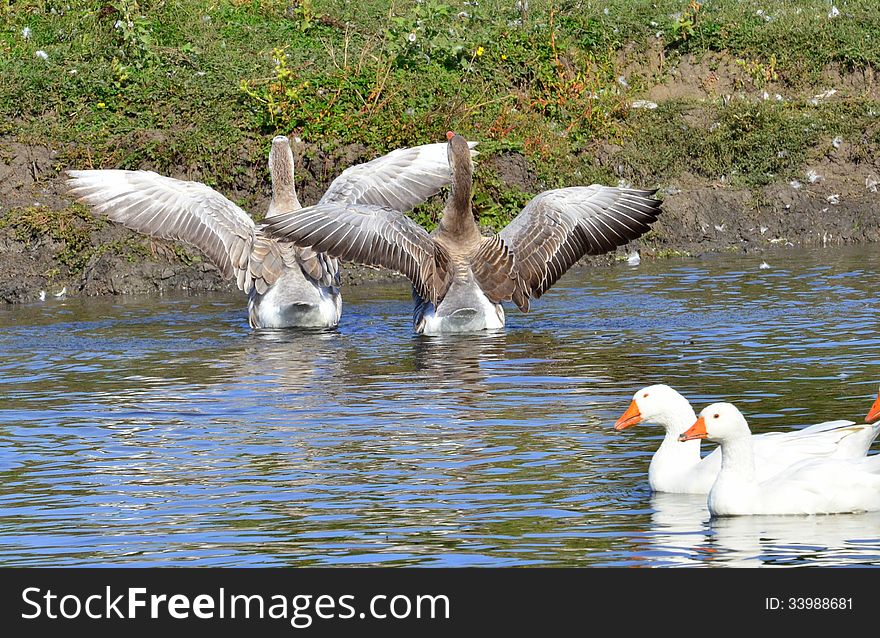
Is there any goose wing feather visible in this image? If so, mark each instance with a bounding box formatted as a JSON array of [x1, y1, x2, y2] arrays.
[[499, 186, 662, 310]]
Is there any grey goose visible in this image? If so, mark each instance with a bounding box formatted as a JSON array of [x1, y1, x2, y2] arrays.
[[67, 136, 473, 328], [263, 131, 663, 334]]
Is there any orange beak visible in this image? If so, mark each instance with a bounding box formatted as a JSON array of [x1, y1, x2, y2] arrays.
[[446, 130, 455, 140], [614, 400, 642, 431], [866, 393, 880, 423], [679, 416, 708, 442]]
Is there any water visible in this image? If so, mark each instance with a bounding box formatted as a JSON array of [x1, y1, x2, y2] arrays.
[[1, 246, 879, 567]]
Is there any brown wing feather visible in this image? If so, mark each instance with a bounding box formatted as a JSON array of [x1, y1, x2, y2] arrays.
[[319, 141, 477, 211], [470, 236, 519, 306], [264, 202, 451, 304], [500, 187, 662, 308]]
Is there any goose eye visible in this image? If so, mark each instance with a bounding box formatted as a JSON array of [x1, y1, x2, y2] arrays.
[[643, 393, 649, 398], [713, 414, 719, 419]]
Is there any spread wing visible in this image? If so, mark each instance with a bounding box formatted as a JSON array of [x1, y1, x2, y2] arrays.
[[319, 141, 477, 212], [263, 203, 450, 304], [66, 169, 321, 294], [498, 186, 662, 311]]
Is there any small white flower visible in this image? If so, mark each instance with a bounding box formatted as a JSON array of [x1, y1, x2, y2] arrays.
[[617, 76, 629, 88], [405, 107, 415, 117], [832, 136, 843, 148], [760, 226, 769, 234], [789, 180, 802, 189], [777, 150, 787, 158], [759, 261, 770, 270], [775, 94, 783, 101], [38, 290, 46, 302], [649, 21, 658, 27], [603, 7, 609, 15], [21, 26, 32, 40], [805, 169, 821, 183], [762, 91, 770, 100], [827, 194, 840, 205], [655, 31, 663, 39], [35, 50, 49, 60], [114, 19, 124, 29], [714, 223, 725, 232], [408, 32, 417, 43], [828, 6, 840, 18], [68, 68, 78, 75]]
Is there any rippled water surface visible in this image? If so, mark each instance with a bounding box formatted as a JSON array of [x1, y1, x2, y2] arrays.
[[1, 246, 879, 566]]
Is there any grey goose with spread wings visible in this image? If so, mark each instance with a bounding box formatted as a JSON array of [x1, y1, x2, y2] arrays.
[[263, 132, 663, 334], [67, 136, 473, 328]]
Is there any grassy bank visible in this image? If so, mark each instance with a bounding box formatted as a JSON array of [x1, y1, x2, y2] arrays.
[[1, 1, 878, 244]]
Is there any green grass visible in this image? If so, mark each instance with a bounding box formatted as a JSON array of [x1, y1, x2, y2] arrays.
[[1, 0, 878, 230]]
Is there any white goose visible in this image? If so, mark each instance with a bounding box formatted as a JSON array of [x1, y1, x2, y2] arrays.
[[614, 384, 879, 494], [680, 402, 880, 516], [67, 136, 472, 329], [264, 132, 662, 334]]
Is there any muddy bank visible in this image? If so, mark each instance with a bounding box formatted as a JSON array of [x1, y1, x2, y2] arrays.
[[1, 134, 879, 305]]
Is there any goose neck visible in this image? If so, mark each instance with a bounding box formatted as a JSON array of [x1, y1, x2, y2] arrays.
[[437, 160, 479, 242], [717, 434, 756, 482]]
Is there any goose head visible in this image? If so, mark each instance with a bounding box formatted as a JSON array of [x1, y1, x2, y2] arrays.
[[446, 130, 473, 171], [267, 135, 300, 215], [865, 387, 880, 423], [679, 402, 751, 443], [614, 384, 695, 435], [437, 131, 478, 238]]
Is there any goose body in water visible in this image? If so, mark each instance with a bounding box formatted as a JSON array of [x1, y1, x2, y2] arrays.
[[681, 403, 880, 516], [67, 136, 468, 328], [264, 132, 663, 334]]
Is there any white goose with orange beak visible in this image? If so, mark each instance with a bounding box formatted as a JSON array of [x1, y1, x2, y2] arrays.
[[681, 403, 880, 516], [614, 384, 880, 494]]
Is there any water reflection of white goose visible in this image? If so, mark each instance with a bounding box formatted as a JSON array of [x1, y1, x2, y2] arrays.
[[68, 137, 465, 329], [265, 132, 662, 334], [646, 492, 710, 567], [614, 385, 880, 494], [709, 512, 880, 567], [647, 493, 880, 567]]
